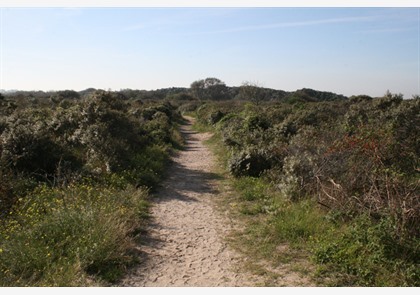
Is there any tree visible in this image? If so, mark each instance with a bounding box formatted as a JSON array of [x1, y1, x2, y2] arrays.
[[190, 79, 205, 100], [238, 81, 266, 105], [56, 90, 81, 100], [190, 77, 229, 100]]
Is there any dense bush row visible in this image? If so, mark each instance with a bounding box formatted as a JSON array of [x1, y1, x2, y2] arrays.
[[0, 90, 184, 286], [193, 94, 419, 286]]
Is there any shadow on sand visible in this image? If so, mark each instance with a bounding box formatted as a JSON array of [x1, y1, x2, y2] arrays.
[[120, 116, 222, 283]]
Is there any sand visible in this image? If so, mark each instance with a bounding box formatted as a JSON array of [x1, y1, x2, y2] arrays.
[[118, 117, 312, 287]]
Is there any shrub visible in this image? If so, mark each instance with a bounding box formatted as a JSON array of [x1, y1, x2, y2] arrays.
[[229, 148, 273, 177], [199, 98, 419, 286], [208, 110, 225, 125], [0, 90, 181, 286], [0, 115, 77, 178]]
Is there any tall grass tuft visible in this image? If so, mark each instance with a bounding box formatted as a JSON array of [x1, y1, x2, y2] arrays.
[[271, 199, 333, 247]]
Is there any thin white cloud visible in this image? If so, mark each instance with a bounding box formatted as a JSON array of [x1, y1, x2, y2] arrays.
[[360, 27, 418, 34], [120, 9, 215, 32], [198, 15, 377, 35], [120, 18, 189, 32], [121, 23, 147, 32]]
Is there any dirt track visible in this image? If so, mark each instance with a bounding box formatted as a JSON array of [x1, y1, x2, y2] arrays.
[[119, 117, 261, 286], [119, 117, 313, 287]]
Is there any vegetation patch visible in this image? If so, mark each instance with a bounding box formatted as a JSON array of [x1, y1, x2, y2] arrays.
[[193, 93, 419, 286], [0, 185, 149, 286], [0, 90, 183, 286], [1, 81, 418, 286]]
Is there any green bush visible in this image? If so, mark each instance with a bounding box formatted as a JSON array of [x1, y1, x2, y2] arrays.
[[0, 90, 182, 286], [229, 149, 273, 177], [198, 96, 419, 286]]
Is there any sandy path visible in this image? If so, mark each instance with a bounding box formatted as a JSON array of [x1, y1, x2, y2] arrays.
[[119, 117, 259, 287]]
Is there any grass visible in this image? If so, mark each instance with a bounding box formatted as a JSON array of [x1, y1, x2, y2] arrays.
[[0, 140, 174, 286], [0, 184, 149, 286], [0, 144, 174, 286], [310, 214, 420, 286]]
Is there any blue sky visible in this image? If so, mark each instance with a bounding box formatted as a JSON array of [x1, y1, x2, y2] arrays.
[[0, 7, 419, 98]]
